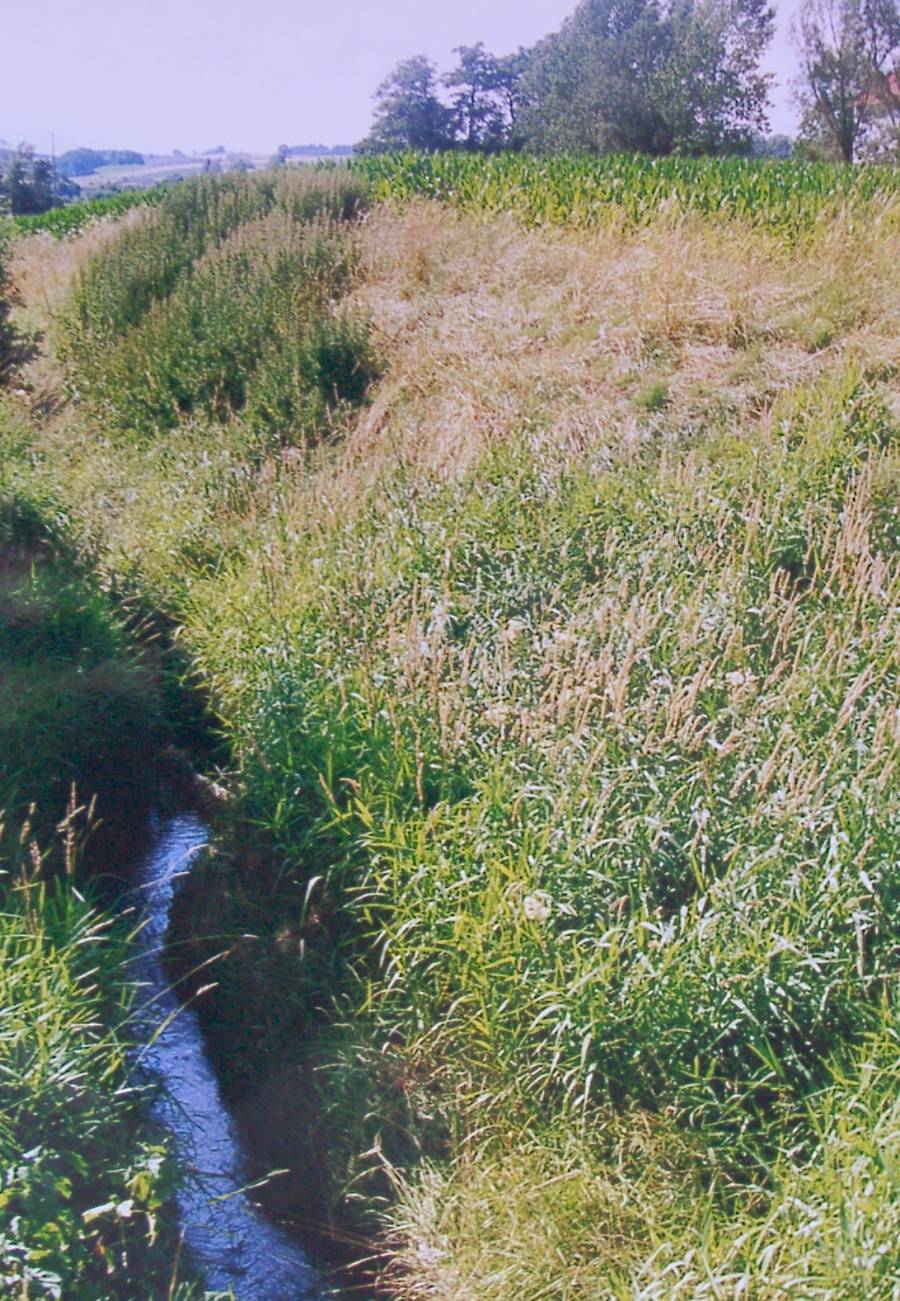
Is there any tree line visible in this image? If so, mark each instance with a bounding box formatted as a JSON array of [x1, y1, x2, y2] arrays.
[[358, 0, 900, 162]]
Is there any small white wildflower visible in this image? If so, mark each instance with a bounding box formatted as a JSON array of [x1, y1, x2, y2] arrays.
[[726, 669, 756, 689], [523, 891, 553, 922], [504, 618, 528, 642]]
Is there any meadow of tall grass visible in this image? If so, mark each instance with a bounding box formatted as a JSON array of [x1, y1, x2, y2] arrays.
[[4, 162, 899, 1296]]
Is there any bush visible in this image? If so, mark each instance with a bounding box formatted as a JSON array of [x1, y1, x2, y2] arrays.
[[245, 309, 382, 438]]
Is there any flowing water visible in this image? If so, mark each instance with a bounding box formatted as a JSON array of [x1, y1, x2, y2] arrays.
[[128, 811, 326, 1300]]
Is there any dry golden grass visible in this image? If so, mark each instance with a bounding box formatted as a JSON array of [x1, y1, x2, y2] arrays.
[[10, 208, 150, 323], [344, 201, 900, 478], [12, 196, 899, 489]]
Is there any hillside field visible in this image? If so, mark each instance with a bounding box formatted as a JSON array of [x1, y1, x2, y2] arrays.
[[1, 157, 898, 1298]]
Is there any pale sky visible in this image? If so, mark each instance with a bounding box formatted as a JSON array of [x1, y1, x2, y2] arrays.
[[2, 0, 801, 156]]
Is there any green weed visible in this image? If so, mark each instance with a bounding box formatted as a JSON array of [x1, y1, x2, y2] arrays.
[[0, 815, 208, 1299]]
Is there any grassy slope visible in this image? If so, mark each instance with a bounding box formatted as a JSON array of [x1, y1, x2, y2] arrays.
[[0, 242, 207, 1298], [5, 166, 900, 1296], [0, 840, 207, 1300], [0, 476, 209, 1297]]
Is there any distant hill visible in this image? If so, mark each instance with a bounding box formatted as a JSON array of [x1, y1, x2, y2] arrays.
[[58, 148, 145, 178]]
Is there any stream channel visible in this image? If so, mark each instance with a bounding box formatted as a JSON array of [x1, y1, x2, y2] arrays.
[[127, 810, 328, 1300]]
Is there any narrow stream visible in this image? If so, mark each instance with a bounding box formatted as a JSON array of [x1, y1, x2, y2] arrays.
[[128, 811, 327, 1300]]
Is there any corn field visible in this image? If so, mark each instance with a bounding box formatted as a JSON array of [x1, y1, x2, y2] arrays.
[[355, 151, 900, 234]]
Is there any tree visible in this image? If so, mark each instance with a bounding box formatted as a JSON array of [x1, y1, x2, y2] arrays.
[[58, 148, 144, 178], [658, 0, 776, 153], [750, 131, 794, 155], [853, 0, 900, 156], [1, 145, 55, 215], [444, 43, 527, 149], [518, 0, 774, 155], [519, 0, 673, 153], [357, 56, 454, 153], [793, 0, 900, 161]]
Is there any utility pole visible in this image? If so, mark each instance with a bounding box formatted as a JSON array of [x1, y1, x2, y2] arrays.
[[50, 131, 57, 201]]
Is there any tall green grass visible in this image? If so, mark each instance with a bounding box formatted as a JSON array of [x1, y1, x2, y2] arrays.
[[355, 151, 900, 235], [0, 423, 217, 1298], [0, 437, 170, 845], [187, 366, 898, 1136], [0, 826, 206, 1299], [64, 171, 376, 439], [50, 341, 897, 1287]]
